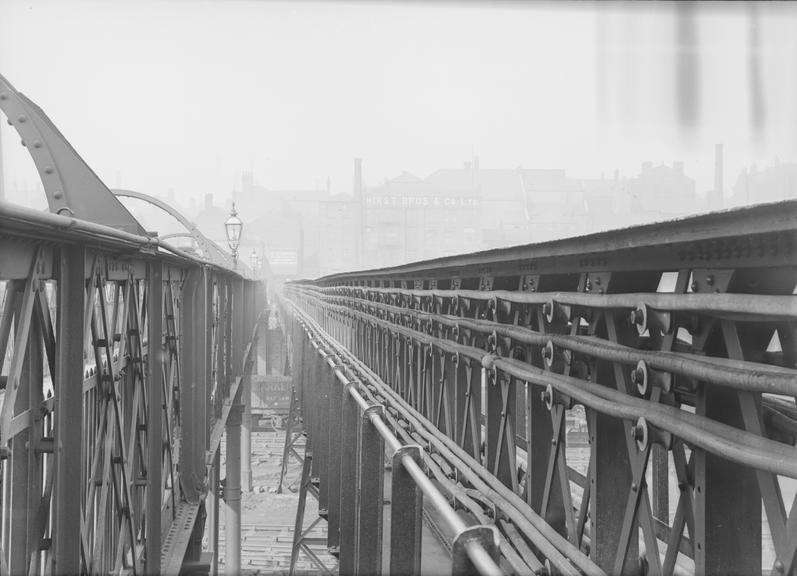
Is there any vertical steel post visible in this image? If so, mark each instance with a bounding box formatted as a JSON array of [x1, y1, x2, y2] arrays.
[[10, 297, 35, 572], [27, 304, 43, 574], [317, 357, 330, 517], [694, 386, 761, 574], [225, 402, 243, 574], [389, 445, 423, 576], [146, 260, 163, 575], [196, 269, 209, 479], [235, 279, 252, 493], [338, 384, 359, 575], [650, 446, 669, 523], [54, 245, 84, 574], [528, 383, 566, 535], [180, 270, 199, 499], [326, 365, 343, 553], [355, 405, 385, 576], [210, 450, 220, 576]]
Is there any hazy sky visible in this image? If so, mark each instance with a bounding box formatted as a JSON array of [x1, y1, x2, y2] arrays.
[[1, 1, 796, 211]]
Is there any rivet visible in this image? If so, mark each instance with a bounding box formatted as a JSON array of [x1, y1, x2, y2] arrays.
[[33, 140, 41, 148], [0, 92, 7, 100], [773, 560, 785, 573], [44, 166, 54, 174], [690, 281, 698, 292], [17, 115, 26, 123], [631, 482, 638, 492], [53, 191, 63, 199], [706, 274, 714, 286]]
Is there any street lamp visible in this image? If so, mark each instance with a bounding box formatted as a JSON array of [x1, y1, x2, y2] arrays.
[[224, 203, 243, 267]]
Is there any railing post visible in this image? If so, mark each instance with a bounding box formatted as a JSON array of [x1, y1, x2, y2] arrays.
[[694, 386, 761, 574], [326, 362, 343, 554], [317, 355, 330, 518], [452, 525, 500, 575], [180, 269, 200, 500], [389, 445, 423, 576], [146, 260, 163, 575], [338, 383, 359, 575], [356, 405, 385, 576], [54, 245, 84, 574]]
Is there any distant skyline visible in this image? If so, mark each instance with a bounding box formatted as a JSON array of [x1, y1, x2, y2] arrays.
[[1, 1, 796, 212]]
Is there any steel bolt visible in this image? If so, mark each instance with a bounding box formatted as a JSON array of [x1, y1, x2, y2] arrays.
[[585, 280, 592, 291], [631, 482, 638, 492], [773, 560, 785, 574], [690, 281, 699, 292], [706, 274, 714, 286], [542, 302, 552, 316], [542, 345, 552, 359], [630, 423, 644, 442], [629, 308, 644, 325], [631, 367, 644, 385]]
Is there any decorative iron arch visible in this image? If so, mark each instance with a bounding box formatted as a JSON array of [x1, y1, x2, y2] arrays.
[[112, 188, 234, 268]]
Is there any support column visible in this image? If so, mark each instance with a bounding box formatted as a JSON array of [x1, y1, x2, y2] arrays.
[[146, 260, 163, 575], [225, 405, 243, 575], [210, 450, 220, 576], [235, 279, 252, 493], [54, 245, 84, 574]]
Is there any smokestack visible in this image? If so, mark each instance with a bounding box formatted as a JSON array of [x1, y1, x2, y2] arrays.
[[713, 143, 724, 209], [354, 158, 363, 198]]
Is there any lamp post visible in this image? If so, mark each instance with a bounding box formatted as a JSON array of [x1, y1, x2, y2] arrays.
[[224, 203, 243, 268]]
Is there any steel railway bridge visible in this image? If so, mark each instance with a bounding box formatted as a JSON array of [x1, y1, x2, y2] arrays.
[[1, 74, 796, 576]]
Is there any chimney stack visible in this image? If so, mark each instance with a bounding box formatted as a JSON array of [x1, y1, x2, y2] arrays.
[[713, 143, 723, 209], [354, 158, 363, 198]]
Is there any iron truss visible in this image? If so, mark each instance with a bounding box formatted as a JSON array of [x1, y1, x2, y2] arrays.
[[0, 73, 265, 575], [281, 200, 797, 576], [0, 204, 264, 575]]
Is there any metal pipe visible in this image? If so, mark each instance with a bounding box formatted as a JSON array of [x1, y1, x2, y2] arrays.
[[292, 291, 797, 478], [289, 304, 593, 576], [305, 321, 504, 576], [310, 284, 797, 320], [328, 292, 797, 396]]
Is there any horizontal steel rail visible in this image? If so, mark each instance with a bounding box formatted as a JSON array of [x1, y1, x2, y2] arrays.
[[284, 200, 797, 576]]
